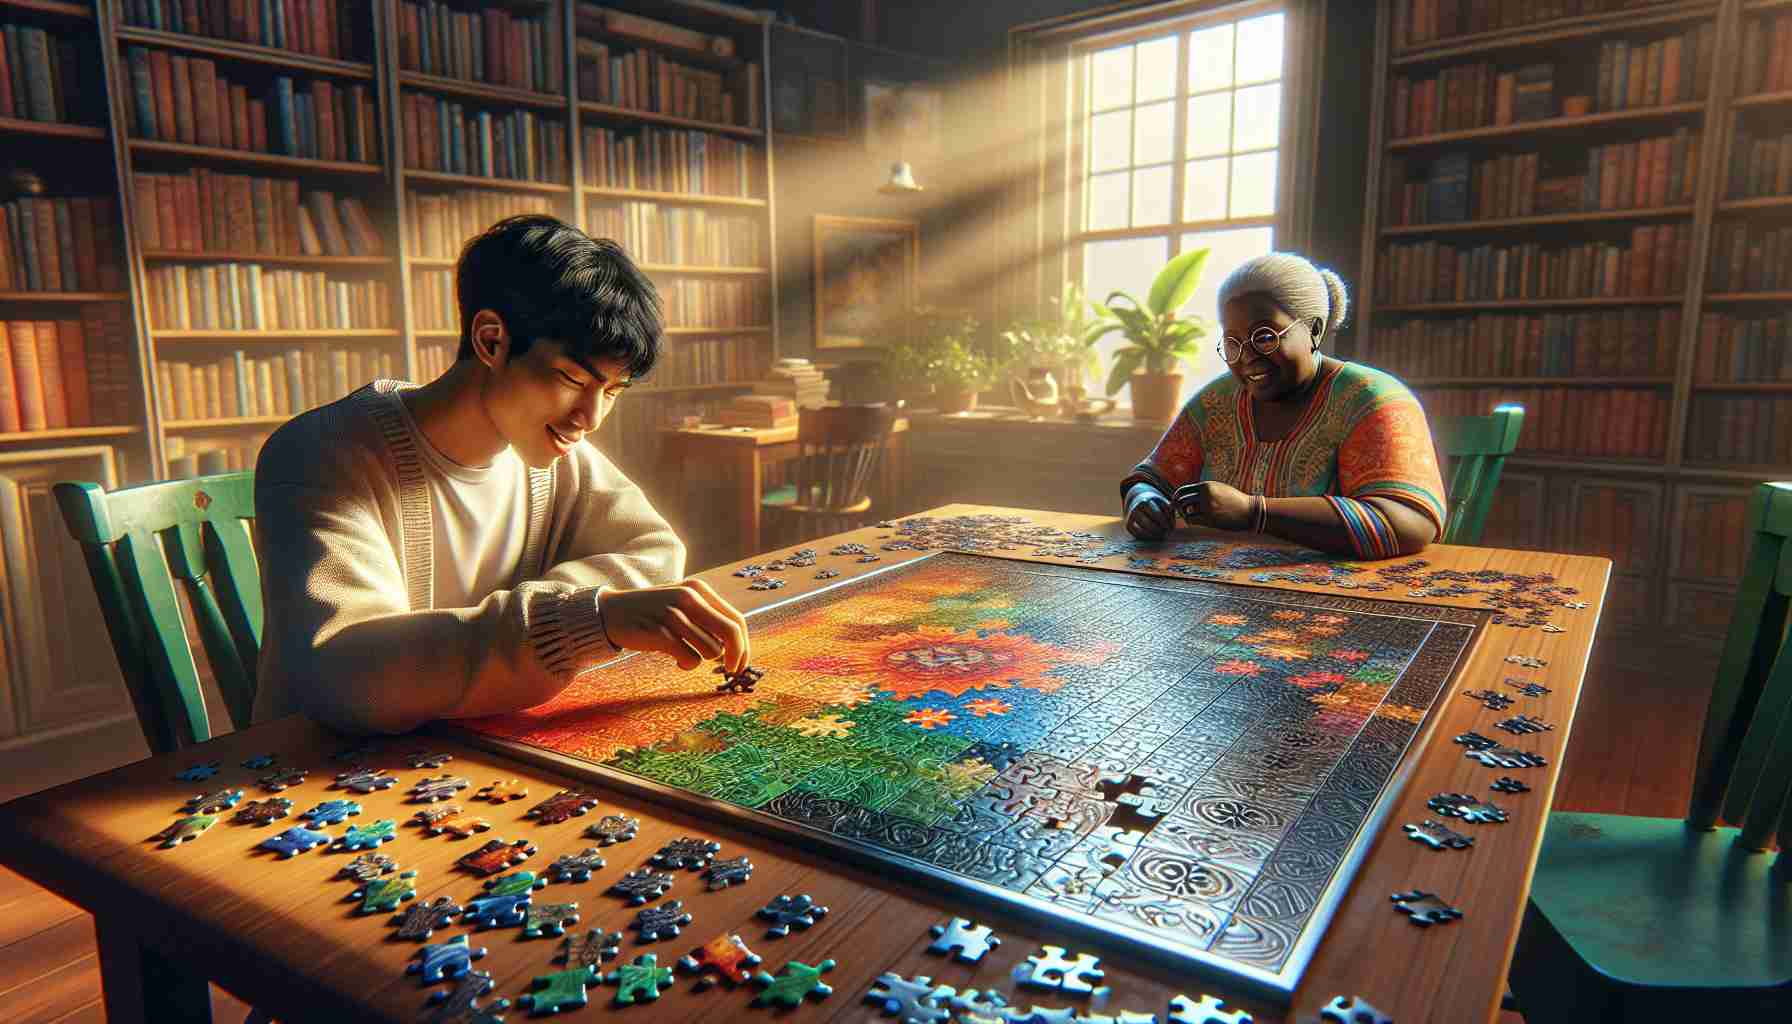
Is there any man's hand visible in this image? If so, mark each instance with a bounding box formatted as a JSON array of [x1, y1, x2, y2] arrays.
[[1173, 481, 1254, 531], [598, 578, 750, 673], [1124, 482, 1175, 540]]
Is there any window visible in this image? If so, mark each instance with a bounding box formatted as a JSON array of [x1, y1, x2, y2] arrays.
[[1073, 7, 1285, 404]]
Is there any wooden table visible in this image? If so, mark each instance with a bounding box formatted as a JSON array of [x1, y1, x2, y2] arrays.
[[658, 416, 909, 559], [0, 505, 1609, 1023]]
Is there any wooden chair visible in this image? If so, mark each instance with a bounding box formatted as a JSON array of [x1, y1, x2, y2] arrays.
[[1435, 404, 1524, 545], [53, 472, 262, 756], [1505, 480, 1792, 1022], [761, 404, 900, 547]]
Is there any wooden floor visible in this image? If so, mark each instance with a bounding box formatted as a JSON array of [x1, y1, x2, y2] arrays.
[[0, 628, 1723, 1023]]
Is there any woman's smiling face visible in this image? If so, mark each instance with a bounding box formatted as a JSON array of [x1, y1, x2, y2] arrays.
[[1221, 292, 1317, 401]]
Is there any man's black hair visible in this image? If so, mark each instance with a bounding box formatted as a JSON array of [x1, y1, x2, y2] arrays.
[[456, 214, 662, 379]]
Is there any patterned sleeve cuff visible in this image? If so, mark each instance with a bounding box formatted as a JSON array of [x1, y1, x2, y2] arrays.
[[525, 584, 622, 678], [1120, 464, 1173, 505], [1325, 496, 1402, 560]]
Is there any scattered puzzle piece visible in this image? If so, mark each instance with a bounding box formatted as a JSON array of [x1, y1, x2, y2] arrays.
[[257, 768, 310, 792], [751, 958, 835, 1007], [928, 917, 1002, 963], [474, 779, 528, 803], [1403, 819, 1474, 850], [1427, 792, 1509, 824], [1504, 678, 1553, 697], [676, 933, 763, 989], [701, 855, 753, 890], [584, 814, 638, 845], [650, 836, 720, 870], [240, 754, 277, 770], [547, 848, 607, 883], [350, 869, 418, 914], [175, 760, 221, 782], [410, 775, 472, 803], [483, 870, 548, 898], [527, 790, 600, 825], [181, 788, 244, 814], [393, 896, 464, 941], [334, 818, 398, 851], [1392, 889, 1464, 927], [520, 965, 600, 1014], [757, 893, 828, 937], [997, 1009, 1077, 1024], [150, 814, 217, 848], [1020, 945, 1106, 995], [406, 751, 455, 769], [865, 972, 952, 1024], [332, 768, 396, 793], [1453, 731, 1498, 751], [1079, 1012, 1161, 1024], [631, 900, 691, 942], [232, 797, 292, 826], [408, 935, 486, 984], [462, 892, 532, 930], [338, 851, 397, 882], [1495, 713, 1553, 735], [1491, 776, 1532, 794], [942, 987, 1009, 1015], [604, 954, 673, 1006], [521, 901, 581, 939], [423, 811, 493, 839], [1466, 744, 1548, 769], [559, 928, 622, 969], [302, 799, 362, 826], [457, 839, 536, 876], [609, 869, 675, 905], [1460, 689, 1514, 710], [1169, 992, 1253, 1023], [1313, 995, 1392, 1024], [421, 970, 510, 1024], [258, 825, 330, 857]]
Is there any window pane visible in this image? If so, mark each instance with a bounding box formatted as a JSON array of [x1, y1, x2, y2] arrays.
[[1176, 226, 1276, 402], [1089, 110, 1131, 173], [1233, 83, 1281, 151], [1088, 171, 1130, 230], [1189, 24, 1234, 93], [1184, 158, 1228, 221], [1230, 151, 1278, 217], [1082, 236, 1171, 403], [1134, 101, 1175, 165], [1187, 92, 1231, 158], [1235, 14, 1285, 85], [1135, 36, 1178, 103], [1133, 165, 1173, 226], [1090, 45, 1133, 110]]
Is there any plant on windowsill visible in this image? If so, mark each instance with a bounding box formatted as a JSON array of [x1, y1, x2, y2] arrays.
[[999, 282, 1108, 415], [880, 308, 995, 414], [1091, 247, 1213, 424]]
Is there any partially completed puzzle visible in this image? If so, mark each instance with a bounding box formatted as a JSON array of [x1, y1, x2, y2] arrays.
[[459, 552, 1483, 993]]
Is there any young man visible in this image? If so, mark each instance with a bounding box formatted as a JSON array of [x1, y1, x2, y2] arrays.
[[253, 215, 749, 735]]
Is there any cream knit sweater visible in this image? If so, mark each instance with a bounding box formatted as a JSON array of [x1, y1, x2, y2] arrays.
[[252, 379, 686, 735]]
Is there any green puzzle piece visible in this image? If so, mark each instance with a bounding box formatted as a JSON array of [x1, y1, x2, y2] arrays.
[[602, 954, 674, 1006], [519, 965, 597, 1015], [483, 870, 544, 898], [750, 958, 836, 1007], [352, 870, 417, 914]]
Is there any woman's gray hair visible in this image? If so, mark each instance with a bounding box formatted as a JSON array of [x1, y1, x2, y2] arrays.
[[1215, 251, 1350, 343]]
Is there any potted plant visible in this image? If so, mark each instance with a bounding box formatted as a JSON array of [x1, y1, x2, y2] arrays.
[[1091, 247, 1213, 423], [881, 308, 994, 413], [999, 282, 1106, 404]]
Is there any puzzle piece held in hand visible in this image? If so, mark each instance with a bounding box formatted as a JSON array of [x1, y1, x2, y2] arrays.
[[609, 869, 675, 905], [407, 935, 486, 984], [750, 958, 835, 1007], [1392, 889, 1464, 927], [302, 799, 362, 826], [603, 955, 673, 1006], [456, 839, 537, 876], [584, 814, 638, 845], [676, 933, 763, 989], [350, 870, 418, 914], [1427, 792, 1509, 824], [701, 855, 752, 890], [547, 848, 606, 883], [150, 814, 218, 848], [334, 818, 397, 851], [259, 825, 330, 857], [1019, 945, 1106, 995], [527, 790, 600, 825], [559, 928, 622, 969], [927, 917, 1002, 963], [520, 966, 600, 1014], [393, 896, 463, 941], [421, 970, 509, 1024], [649, 836, 720, 871], [630, 900, 691, 942], [1169, 991, 1254, 1023], [757, 893, 827, 937]]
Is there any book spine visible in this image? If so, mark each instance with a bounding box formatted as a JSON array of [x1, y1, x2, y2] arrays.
[[9, 321, 46, 430]]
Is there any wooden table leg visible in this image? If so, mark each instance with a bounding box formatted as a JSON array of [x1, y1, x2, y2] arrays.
[[733, 445, 763, 559], [95, 914, 214, 1023]]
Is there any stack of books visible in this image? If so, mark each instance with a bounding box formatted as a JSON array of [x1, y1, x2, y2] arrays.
[[751, 357, 829, 408], [718, 393, 796, 429]]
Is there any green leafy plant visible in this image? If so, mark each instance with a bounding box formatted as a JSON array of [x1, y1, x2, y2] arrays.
[[1090, 247, 1214, 397], [999, 283, 1106, 384], [881, 308, 996, 392]]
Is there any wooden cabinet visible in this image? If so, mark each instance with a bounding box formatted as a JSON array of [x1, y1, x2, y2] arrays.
[[1480, 469, 1546, 551]]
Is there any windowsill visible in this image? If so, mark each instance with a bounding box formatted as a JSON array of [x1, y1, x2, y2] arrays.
[[910, 404, 1163, 433]]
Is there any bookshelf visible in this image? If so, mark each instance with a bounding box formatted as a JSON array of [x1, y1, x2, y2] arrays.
[[1359, 0, 1792, 637]]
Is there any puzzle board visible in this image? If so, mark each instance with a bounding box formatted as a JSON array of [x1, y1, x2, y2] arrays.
[[453, 552, 1486, 998]]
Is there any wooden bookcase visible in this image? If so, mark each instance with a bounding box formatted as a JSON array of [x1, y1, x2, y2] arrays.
[[1356, 0, 1792, 637]]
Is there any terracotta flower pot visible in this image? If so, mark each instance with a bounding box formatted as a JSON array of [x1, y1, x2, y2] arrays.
[[1130, 371, 1183, 423], [938, 388, 980, 414]]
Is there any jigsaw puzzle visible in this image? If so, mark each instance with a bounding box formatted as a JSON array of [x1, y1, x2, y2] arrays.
[[457, 552, 1485, 993]]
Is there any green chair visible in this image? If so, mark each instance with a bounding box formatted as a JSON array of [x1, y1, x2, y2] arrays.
[[54, 472, 262, 756], [761, 403, 900, 548], [1436, 404, 1524, 545], [1505, 481, 1792, 1022]]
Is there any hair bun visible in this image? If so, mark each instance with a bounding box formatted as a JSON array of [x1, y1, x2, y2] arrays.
[[1318, 267, 1349, 332]]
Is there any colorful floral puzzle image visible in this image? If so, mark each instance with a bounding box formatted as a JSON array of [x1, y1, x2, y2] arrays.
[[458, 553, 1483, 995]]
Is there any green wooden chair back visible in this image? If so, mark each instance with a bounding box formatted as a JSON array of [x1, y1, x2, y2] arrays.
[[1687, 480, 1792, 852], [53, 472, 262, 755], [1435, 405, 1525, 546]]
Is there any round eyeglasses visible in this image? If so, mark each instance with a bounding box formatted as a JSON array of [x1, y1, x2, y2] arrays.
[[1219, 320, 1307, 364]]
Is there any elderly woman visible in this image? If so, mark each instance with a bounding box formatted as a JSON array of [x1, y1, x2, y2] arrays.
[[1120, 251, 1446, 558]]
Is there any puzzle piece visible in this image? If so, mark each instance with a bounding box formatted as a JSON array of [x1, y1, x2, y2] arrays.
[[750, 958, 835, 1007], [927, 917, 1002, 963], [630, 900, 691, 942], [996, 1009, 1077, 1024], [406, 751, 455, 769], [393, 896, 464, 941], [175, 760, 221, 781], [257, 768, 310, 792], [676, 932, 763, 989], [865, 972, 952, 1024], [527, 789, 600, 825], [1504, 678, 1553, 697], [748, 576, 786, 591], [483, 869, 548, 898], [715, 664, 765, 694], [1076, 1012, 1160, 1024], [520, 965, 600, 1014], [547, 848, 607, 883], [339, 851, 398, 881], [1452, 731, 1498, 751], [1466, 744, 1548, 769], [150, 814, 217, 848], [462, 893, 532, 930], [1020, 945, 1106, 995], [332, 768, 396, 793], [421, 971, 510, 1024], [408, 935, 486, 984], [351, 870, 418, 914], [1491, 776, 1532, 794], [1495, 713, 1553, 735], [559, 928, 622, 969], [420, 810, 493, 839], [521, 901, 581, 939], [181, 788, 244, 814], [609, 869, 674, 905], [1427, 792, 1509, 824], [1392, 889, 1464, 927], [259, 825, 330, 857], [334, 818, 398, 851], [584, 814, 638, 845], [232, 797, 292, 826], [302, 799, 362, 826], [457, 839, 536, 876], [815, 568, 841, 579], [1169, 992, 1253, 1023], [1460, 689, 1514, 710], [757, 893, 828, 937], [1404, 819, 1474, 850], [649, 836, 720, 870], [603, 954, 673, 1006], [474, 779, 528, 802], [1312, 995, 1393, 1024], [701, 854, 753, 890], [410, 775, 472, 802], [240, 754, 277, 770], [1503, 655, 1547, 668]]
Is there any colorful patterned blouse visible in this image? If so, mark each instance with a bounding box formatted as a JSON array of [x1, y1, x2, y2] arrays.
[[1121, 358, 1448, 558]]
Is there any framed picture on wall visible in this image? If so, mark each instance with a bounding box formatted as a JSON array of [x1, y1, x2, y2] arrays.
[[813, 215, 918, 350]]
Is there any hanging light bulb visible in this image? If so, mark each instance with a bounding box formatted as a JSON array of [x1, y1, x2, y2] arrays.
[[879, 160, 923, 193]]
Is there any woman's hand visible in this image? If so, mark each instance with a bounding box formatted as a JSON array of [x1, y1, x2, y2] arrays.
[[598, 578, 750, 673], [1124, 482, 1175, 540], [1173, 481, 1255, 531]]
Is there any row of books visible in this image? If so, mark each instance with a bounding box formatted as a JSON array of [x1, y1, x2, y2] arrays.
[[0, 196, 126, 294], [398, 0, 563, 96], [1366, 308, 1681, 379], [1695, 311, 1792, 383], [0, 22, 92, 125], [1386, 129, 1700, 224], [1726, 125, 1792, 200], [155, 344, 397, 422], [659, 279, 766, 329], [416, 339, 454, 383], [123, 48, 382, 162], [165, 433, 270, 478], [1415, 385, 1667, 459], [648, 335, 766, 390], [1393, 0, 1685, 51], [1677, 491, 1750, 581], [400, 93, 568, 183], [1708, 223, 1792, 294], [410, 269, 454, 331], [145, 264, 392, 330], [575, 40, 757, 129], [134, 171, 381, 257], [1737, 12, 1792, 98], [0, 310, 135, 432], [119, 0, 365, 62], [583, 203, 762, 267], [404, 189, 556, 261], [1685, 396, 1792, 467], [1377, 226, 1691, 305], [581, 125, 758, 197]]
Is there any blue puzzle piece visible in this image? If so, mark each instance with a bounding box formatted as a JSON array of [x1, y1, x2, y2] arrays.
[[407, 935, 487, 985], [240, 754, 278, 770], [302, 799, 363, 826], [463, 892, 532, 929], [175, 760, 221, 782], [259, 825, 330, 858], [334, 819, 398, 851]]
